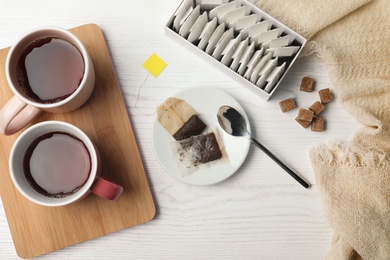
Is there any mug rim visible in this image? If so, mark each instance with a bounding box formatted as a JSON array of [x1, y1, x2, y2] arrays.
[[5, 26, 91, 109], [9, 120, 98, 207]]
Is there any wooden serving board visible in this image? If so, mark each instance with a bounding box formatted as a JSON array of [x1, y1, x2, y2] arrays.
[[0, 24, 156, 258]]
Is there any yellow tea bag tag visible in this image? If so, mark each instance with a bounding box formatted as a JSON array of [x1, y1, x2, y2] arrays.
[[142, 53, 167, 78]]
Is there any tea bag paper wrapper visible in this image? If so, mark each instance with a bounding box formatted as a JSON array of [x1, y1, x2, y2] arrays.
[[174, 0, 193, 16], [256, 73, 268, 89], [237, 41, 255, 75], [247, 47, 264, 68], [277, 62, 286, 78], [230, 38, 249, 71], [229, 14, 260, 31], [197, 0, 227, 4], [188, 12, 209, 43], [212, 27, 234, 60], [170, 130, 229, 176], [251, 59, 277, 85], [255, 58, 278, 85], [241, 20, 271, 39], [264, 77, 278, 93], [270, 35, 295, 48], [219, 6, 250, 24], [243, 48, 263, 79], [250, 52, 272, 83], [196, 0, 229, 11], [209, 0, 240, 20], [205, 22, 225, 55], [264, 62, 286, 93], [198, 18, 218, 50], [267, 62, 286, 83], [179, 5, 200, 38], [173, 0, 194, 32], [253, 28, 283, 45], [258, 58, 278, 77], [266, 46, 300, 57], [262, 34, 294, 49], [221, 35, 241, 66]]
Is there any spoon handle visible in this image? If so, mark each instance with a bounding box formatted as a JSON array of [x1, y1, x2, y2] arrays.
[[250, 137, 310, 189]]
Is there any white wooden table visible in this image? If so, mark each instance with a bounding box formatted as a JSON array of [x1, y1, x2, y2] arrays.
[[0, 1, 361, 259]]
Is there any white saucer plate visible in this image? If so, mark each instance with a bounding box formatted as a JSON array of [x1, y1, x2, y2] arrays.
[[152, 87, 251, 185]]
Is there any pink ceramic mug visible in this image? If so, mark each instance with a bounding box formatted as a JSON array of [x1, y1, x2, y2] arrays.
[[0, 27, 95, 135], [9, 121, 123, 206]]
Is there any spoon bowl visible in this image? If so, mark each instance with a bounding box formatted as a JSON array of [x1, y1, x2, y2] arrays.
[[217, 105, 310, 189], [217, 106, 250, 138]]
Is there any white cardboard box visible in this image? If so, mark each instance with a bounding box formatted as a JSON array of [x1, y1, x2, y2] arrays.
[[165, 0, 307, 101]]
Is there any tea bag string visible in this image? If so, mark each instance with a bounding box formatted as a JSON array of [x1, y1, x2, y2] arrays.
[[134, 73, 156, 116]]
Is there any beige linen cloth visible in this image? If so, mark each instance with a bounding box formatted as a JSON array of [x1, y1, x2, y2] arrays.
[[254, 0, 390, 259]]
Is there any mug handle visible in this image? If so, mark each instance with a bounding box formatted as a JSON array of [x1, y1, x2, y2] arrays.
[[90, 176, 123, 202], [0, 95, 41, 135]]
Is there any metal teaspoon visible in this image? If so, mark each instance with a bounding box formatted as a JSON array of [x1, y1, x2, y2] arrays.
[[217, 105, 310, 189]]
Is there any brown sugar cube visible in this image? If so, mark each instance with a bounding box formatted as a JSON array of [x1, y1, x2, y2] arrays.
[[279, 98, 296, 112], [309, 101, 325, 115], [296, 108, 314, 122], [295, 117, 311, 128], [319, 88, 333, 104], [311, 117, 325, 132], [300, 76, 314, 92]]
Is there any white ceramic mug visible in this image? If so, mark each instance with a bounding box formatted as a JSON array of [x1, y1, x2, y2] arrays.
[[0, 27, 95, 135], [9, 121, 123, 207]]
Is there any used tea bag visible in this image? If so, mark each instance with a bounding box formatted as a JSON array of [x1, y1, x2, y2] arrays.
[[170, 131, 229, 175], [157, 97, 206, 141]]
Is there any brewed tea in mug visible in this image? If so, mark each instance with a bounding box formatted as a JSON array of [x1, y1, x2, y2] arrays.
[[23, 131, 91, 198], [16, 37, 85, 104]]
